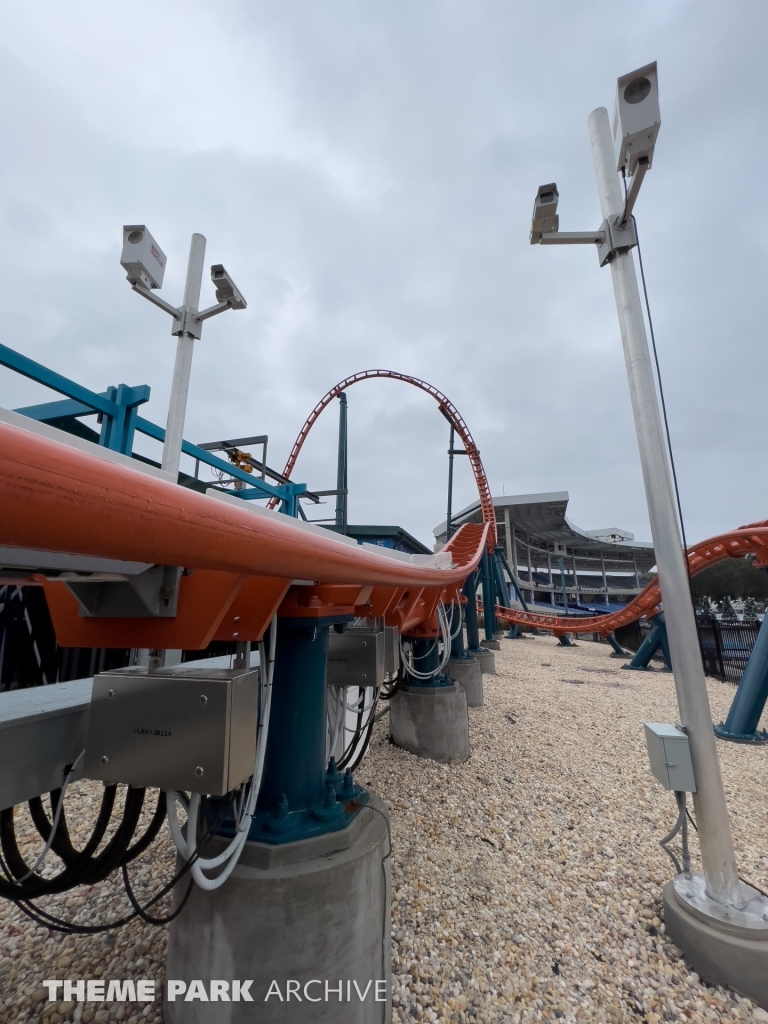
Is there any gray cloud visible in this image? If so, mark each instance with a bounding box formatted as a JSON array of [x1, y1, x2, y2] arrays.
[[1, 0, 766, 549]]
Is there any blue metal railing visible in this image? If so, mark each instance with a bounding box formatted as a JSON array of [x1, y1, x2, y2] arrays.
[[0, 342, 306, 513]]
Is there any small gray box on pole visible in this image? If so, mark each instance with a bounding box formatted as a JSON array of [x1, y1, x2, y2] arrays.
[[612, 62, 660, 176], [120, 225, 167, 290], [645, 722, 696, 793]]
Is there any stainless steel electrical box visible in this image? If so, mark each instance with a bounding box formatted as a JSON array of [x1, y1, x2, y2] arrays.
[[327, 627, 386, 688], [83, 664, 258, 795], [644, 722, 696, 793], [384, 625, 400, 681], [612, 61, 660, 176]]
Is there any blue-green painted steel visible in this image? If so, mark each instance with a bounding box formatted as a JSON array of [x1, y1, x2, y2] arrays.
[[715, 611, 768, 744], [497, 550, 529, 612], [623, 613, 671, 671], [335, 393, 348, 530], [463, 572, 481, 653], [3, 341, 307, 509], [481, 551, 496, 642], [405, 637, 452, 689], [450, 603, 473, 661], [607, 632, 627, 655], [242, 615, 367, 844]]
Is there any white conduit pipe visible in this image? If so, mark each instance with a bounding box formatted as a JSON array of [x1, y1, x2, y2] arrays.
[[166, 616, 277, 890]]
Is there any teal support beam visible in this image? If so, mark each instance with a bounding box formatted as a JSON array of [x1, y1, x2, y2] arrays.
[[715, 610, 768, 744], [623, 613, 671, 671], [481, 551, 495, 641], [463, 572, 481, 653]]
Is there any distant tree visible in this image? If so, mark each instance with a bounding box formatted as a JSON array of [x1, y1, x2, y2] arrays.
[[699, 596, 715, 620], [743, 597, 759, 621], [720, 595, 737, 620]]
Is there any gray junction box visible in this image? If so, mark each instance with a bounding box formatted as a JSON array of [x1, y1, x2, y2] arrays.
[[644, 722, 696, 793], [327, 627, 386, 688], [83, 664, 258, 795]]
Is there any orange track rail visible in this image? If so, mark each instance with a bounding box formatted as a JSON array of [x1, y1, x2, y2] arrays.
[[0, 420, 488, 648], [267, 369, 497, 549], [486, 521, 768, 637]]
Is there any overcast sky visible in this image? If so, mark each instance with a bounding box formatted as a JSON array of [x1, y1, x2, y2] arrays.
[[1, 1, 766, 550]]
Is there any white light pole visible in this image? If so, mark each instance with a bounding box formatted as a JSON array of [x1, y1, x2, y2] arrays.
[[162, 233, 206, 478], [587, 106, 742, 907], [120, 226, 248, 480], [529, 64, 768, 1001]]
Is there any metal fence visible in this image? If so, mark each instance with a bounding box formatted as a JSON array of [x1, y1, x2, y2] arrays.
[[697, 619, 760, 685]]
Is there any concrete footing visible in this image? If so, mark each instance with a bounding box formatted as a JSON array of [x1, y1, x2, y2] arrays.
[[483, 638, 501, 650], [447, 657, 483, 707], [166, 798, 392, 1023], [663, 875, 768, 1009], [389, 683, 469, 763], [472, 648, 496, 675]]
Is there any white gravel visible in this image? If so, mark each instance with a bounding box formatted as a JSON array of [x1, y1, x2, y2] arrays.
[[1, 635, 767, 1023]]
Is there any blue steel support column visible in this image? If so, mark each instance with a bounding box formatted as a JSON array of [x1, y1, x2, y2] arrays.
[[247, 614, 366, 843], [449, 602, 474, 662], [335, 392, 348, 532], [445, 424, 455, 542], [623, 613, 672, 672], [463, 572, 481, 653], [715, 611, 768, 744], [405, 636, 450, 688], [481, 551, 496, 642]]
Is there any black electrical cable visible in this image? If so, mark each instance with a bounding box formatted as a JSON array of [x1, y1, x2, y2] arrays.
[[620, 173, 692, 588], [0, 787, 146, 899], [3, 793, 235, 934]]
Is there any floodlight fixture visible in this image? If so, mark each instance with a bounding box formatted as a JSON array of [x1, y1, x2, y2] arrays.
[[120, 225, 167, 290], [612, 61, 660, 177], [120, 228, 248, 479], [529, 183, 560, 244], [211, 265, 247, 310]]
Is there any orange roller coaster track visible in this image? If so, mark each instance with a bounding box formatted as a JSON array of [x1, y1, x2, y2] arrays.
[[487, 520, 768, 638], [267, 369, 497, 549]]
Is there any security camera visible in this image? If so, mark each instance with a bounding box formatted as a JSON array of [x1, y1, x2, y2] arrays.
[[211, 265, 247, 310], [529, 183, 559, 244], [120, 225, 167, 290], [612, 61, 660, 176]]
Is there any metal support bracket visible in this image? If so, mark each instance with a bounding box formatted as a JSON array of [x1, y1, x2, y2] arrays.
[[68, 565, 182, 618], [538, 217, 637, 267]]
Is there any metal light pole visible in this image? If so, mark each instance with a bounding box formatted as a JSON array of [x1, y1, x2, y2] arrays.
[[120, 224, 248, 481], [588, 106, 741, 907], [162, 233, 206, 478], [445, 423, 455, 542]]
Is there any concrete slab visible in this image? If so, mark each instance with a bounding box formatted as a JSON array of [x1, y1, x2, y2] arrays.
[[447, 657, 483, 707], [389, 683, 469, 764], [166, 797, 391, 1023]]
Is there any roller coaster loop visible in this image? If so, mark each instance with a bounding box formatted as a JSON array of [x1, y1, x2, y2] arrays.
[[267, 369, 496, 550]]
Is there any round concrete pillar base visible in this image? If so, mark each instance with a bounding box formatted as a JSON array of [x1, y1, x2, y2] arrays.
[[389, 682, 469, 763], [483, 638, 501, 650], [166, 798, 391, 1024], [447, 657, 483, 707], [472, 648, 496, 674], [663, 875, 768, 1009]]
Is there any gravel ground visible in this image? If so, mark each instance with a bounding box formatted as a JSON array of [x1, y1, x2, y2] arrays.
[[1, 634, 767, 1023]]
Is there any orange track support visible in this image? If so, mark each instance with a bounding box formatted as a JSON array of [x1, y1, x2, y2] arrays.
[[267, 369, 497, 550], [0, 420, 488, 647], [486, 521, 768, 637]]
